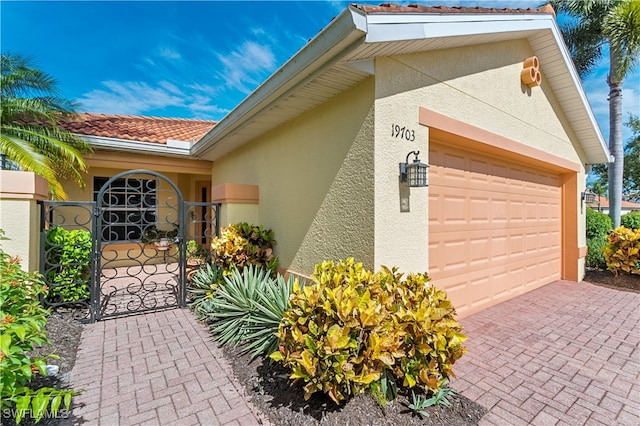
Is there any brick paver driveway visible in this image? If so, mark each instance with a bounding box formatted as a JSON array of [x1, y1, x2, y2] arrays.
[[453, 280, 639, 426]]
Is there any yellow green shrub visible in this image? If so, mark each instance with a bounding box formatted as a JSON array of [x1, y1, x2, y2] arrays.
[[604, 226, 640, 275], [270, 258, 466, 404], [211, 223, 278, 275]]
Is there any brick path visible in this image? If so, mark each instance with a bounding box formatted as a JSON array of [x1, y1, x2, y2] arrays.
[[69, 309, 269, 426], [453, 280, 640, 426]]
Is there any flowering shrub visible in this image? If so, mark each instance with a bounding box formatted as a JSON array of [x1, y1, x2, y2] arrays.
[[0, 231, 75, 423], [270, 258, 466, 404]]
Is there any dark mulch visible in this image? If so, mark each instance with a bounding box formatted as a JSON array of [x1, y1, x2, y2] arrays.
[[584, 268, 640, 293], [223, 345, 487, 426]]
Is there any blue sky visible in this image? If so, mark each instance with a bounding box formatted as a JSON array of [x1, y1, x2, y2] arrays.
[[2, 0, 638, 142]]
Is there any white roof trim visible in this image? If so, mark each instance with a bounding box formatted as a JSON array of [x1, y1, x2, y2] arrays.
[[191, 7, 367, 158], [193, 5, 609, 165], [82, 135, 194, 157]]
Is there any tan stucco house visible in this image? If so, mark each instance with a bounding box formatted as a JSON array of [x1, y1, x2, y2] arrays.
[[190, 3, 610, 317], [1, 4, 610, 318]]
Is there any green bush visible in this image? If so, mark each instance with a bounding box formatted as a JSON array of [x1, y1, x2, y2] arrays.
[[188, 263, 225, 320], [586, 237, 608, 269], [586, 208, 613, 240], [270, 258, 466, 405], [203, 265, 301, 359], [44, 227, 92, 303], [604, 226, 640, 275], [621, 211, 640, 230], [0, 231, 76, 424], [211, 223, 278, 275]]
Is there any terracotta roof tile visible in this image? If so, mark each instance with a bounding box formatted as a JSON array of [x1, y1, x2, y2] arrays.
[[353, 3, 555, 16], [587, 196, 640, 209], [59, 113, 216, 145]]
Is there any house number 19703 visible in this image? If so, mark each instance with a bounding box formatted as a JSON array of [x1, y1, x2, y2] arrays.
[[391, 124, 416, 141]]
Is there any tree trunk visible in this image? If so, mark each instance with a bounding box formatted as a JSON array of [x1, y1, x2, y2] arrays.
[[607, 50, 624, 228]]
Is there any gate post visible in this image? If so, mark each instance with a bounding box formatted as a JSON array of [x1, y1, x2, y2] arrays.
[[0, 171, 48, 272]]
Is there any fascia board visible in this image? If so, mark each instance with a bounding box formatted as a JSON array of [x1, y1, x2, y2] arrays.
[[82, 135, 194, 157], [191, 7, 367, 158], [365, 17, 551, 42], [546, 21, 610, 164]]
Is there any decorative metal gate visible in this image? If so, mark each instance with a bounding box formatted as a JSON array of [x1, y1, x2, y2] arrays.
[[40, 170, 220, 322]]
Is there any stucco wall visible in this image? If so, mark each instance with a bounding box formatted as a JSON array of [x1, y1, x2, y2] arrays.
[[212, 78, 375, 274], [374, 39, 588, 276]]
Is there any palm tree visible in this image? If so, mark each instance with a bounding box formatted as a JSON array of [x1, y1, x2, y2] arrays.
[[549, 0, 640, 227], [1, 53, 91, 200]]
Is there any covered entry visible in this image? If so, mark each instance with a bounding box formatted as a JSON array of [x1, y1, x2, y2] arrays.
[[40, 170, 220, 322]]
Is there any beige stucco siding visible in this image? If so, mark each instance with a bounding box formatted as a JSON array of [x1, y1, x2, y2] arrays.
[[374, 39, 588, 275], [212, 78, 375, 274]]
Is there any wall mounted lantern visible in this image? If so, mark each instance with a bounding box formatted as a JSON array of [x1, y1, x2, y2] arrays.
[[582, 189, 596, 204], [399, 151, 429, 187]]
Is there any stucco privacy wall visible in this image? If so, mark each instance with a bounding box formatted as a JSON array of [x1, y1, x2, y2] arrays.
[[212, 78, 375, 274], [0, 171, 48, 272], [374, 39, 588, 273]]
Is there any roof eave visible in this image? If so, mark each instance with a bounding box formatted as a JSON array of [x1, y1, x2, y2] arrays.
[[82, 135, 197, 158], [191, 6, 367, 160]]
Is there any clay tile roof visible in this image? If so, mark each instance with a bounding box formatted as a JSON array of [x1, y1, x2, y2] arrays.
[[353, 3, 555, 16], [59, 113, 216, 145]]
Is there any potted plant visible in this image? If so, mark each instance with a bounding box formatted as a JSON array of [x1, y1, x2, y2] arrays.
[[141, 224, 178, 250]]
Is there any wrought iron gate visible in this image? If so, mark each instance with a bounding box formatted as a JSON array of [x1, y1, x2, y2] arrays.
[[40, 170, 220, 322]]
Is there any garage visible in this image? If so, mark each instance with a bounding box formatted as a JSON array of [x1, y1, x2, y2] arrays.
[[429, 140, 562, 317]]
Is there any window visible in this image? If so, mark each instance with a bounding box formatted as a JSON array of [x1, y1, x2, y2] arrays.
[[94, 177, 157, 242]]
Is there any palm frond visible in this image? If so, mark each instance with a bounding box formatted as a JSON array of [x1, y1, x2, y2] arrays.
[[604, 0, 640, 81]]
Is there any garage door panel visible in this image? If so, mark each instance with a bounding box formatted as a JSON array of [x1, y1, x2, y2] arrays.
[[429, 142, 562, 317]]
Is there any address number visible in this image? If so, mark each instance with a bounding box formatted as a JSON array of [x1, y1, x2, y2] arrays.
[[391, 124, 416, 141]]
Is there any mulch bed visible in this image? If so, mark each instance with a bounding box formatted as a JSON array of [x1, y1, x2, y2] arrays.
[[7, 268, 637, 425], [223, 345, 487, 426]]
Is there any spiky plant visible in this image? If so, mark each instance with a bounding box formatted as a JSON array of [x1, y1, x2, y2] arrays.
[[206, 265, 302, 359]]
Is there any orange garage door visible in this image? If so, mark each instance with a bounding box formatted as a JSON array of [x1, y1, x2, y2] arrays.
[[429, 141, 562, 318]]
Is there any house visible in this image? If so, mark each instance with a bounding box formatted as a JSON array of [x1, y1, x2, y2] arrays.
[[0, 114, 215, 271], [2, 3, 610, 319], [587, 195, 640, 215], [189, 3, 609, 318]]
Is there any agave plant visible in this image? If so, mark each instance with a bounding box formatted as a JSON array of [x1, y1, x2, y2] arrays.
[[207, 265, 303, 359], [187, 263, 224, 319]]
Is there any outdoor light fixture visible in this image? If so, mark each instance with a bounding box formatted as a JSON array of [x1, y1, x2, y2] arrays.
[[399, 151, 429, 187], [582, 190, 596, 204]]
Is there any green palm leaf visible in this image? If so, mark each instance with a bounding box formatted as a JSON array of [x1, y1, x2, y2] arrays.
[[0, 53, 91, 200]]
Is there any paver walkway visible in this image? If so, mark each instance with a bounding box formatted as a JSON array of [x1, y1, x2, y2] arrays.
[[453, 280, 640, 426], [69, 309, 269, 426]]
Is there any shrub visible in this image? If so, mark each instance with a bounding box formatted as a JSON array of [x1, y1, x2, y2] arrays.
[[586, 208, 613, 240], [586, 237, 608, 269], [603, 227, 640, 275], [270, 258, 466, 405], [621, 211, 640, 230], [44, 227, 92, 303], [202, 265, 301, 359], [188, 263, 225, 320], [0, 231, 76, 424], [211, 223, 278, 275]]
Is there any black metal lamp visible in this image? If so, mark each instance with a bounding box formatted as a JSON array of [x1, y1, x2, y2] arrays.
[[582, 190, 596, 204], [400, 151, 429, 187]]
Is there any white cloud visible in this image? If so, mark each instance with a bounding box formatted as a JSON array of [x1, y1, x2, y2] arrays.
[[78, 80, 226, 119], [216, 41, 276, 93], [157, 46, 181, 61], [583, 70, 640, 141]]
